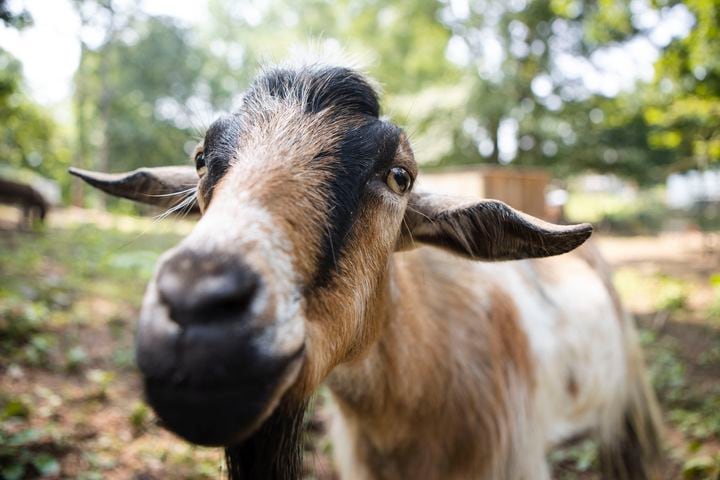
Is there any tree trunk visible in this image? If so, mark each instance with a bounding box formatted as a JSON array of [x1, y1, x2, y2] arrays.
[[95, 5, 117, 210], [489, 117, 500, 164], [71, 42, 89, 208]]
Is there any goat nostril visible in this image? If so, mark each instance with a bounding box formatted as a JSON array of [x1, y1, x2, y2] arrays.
[[192, 272, 258, 318], [157, 257, 260, 326]]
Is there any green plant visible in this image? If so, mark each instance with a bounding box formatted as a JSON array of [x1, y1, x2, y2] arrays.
[[0, 397, 30, 421], [86, 369, 115, 400], [549, 439, 598, 478], [655, 275, 689, 313], [65, 346, 89, 372], [111, 346, 134, 370], [706, 274, 720, 322], [0, 426, 63, 479], [22, 333, 55, 366], [0, 298, 47, 351], [682, 455, 720, 480], [129, 402, 151, 437]]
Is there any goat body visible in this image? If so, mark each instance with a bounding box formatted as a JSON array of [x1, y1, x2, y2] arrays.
[[327, 244, 661, 479], [70, 62, 662, 480], [0, 177, 48, 227]]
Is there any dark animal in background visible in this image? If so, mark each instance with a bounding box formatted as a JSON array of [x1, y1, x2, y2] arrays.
[[71, 62, 663, 480], [0, 177, 48, 228]]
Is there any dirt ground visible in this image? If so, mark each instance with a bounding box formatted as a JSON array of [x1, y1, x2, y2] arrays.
[[1, 208, 719, 479]]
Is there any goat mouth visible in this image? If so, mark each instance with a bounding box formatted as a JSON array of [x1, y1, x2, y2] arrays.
[[142, 345, 305, 447]]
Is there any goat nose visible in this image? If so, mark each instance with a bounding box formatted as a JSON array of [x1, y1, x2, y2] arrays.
[[156, 252, 260, 326]]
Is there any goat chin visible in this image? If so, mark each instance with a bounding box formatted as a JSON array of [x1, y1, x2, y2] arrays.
[[142, 345, 305, 447]]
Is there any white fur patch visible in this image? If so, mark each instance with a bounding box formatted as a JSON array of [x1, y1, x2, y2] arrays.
[[169, 184, 305, 357], [475, 257, 628, 446]]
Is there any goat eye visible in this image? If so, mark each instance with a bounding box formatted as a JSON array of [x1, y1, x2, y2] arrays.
[[385, 167, 412, 195], [195, 152, 206, 175]]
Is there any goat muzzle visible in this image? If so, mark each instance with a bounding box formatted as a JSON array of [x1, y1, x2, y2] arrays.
[[134, 250, 305, 446]]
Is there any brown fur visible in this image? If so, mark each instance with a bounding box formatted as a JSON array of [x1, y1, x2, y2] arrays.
[[323, 248, 538, 479]]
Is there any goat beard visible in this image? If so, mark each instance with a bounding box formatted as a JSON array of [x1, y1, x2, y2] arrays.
[[224, 399, 308, 480]]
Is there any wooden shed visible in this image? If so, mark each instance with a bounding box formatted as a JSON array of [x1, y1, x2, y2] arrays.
[[417, 165, 550, 219]]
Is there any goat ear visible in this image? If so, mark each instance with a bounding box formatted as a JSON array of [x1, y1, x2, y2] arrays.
[[69, 166, 199, 212], [397, 192, 592, 260]]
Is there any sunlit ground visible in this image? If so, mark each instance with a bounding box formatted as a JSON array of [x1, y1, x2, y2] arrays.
[[0, 207, 718, 479]]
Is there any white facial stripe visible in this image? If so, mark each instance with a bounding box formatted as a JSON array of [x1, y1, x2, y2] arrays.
[[179, 186, 306, 356]]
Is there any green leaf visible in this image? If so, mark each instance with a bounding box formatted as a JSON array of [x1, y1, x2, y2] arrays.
[[7, 428, 42, 446], [2, 398, 30, 419], [65, 346, 89, 371], [129, 401, 150, 432], [1, 462, 26, 480], [31, 453, 60, 476], [682, 455, 720, 480]]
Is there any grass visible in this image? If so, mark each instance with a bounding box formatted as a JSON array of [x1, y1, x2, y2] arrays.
[[614, 269, 693, 315], [1, 208, 719, 478], [0, 210, 222, 479]]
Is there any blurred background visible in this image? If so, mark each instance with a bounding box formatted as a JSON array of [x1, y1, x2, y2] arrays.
[[0, 0, 718, 478]]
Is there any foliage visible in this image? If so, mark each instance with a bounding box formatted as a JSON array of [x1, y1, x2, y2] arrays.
[[707, 275, 720, 322], [0, 421, 63, 480], [410, 0, 685, 184], [548, 439, 598, 478], [645, 0, 720, 171], [566, 188, 671, 233], [637, 310, 720, 445], [654, 275, 690, 313], [0, 0, 32, 29], [682, 454, 720, 480], [3, 0, 719, 202], [0, 214, 185, 368], [129, 402, 151, 437], [69, 3, 210, 208], [0, 48, 71, 189], [78, 18, 204, 168]]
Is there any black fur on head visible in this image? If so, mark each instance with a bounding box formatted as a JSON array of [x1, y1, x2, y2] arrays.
[[200, 114, 241, 205], [243, 65, 381, 118], [199, 65, 383, 208], [313, 119, 401, 287]]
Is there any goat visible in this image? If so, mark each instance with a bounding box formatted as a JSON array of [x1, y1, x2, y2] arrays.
[[0, 177, 48, 228], [70, 63, 663, 480]]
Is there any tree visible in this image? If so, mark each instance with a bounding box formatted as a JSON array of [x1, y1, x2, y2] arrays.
[[0, 48, 71, 185], [644, 0, 720, 171], [198, 0, 462, 161], [59, 0, 718, 200], [199, 0, 683, 183], [71, 5, 209, 208], [0, 0, 32, 29]]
